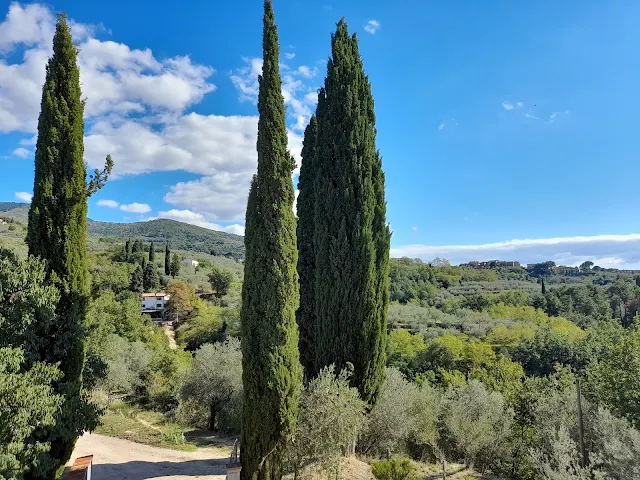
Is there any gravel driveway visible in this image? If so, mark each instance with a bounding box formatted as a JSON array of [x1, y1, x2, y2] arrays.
[[69, 433, 229, 479]]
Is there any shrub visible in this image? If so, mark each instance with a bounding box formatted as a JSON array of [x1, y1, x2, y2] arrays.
[[371, 457, 418, 480]]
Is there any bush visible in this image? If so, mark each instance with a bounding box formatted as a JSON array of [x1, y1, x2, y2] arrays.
[[286, 366, 366, 478], [371, 457, 418, 480]]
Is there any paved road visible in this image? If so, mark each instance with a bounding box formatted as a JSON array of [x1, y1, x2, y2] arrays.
[[70, 433, 228, 479]]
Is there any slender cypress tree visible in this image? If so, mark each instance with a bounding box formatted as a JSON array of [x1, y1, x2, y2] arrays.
[[313, 19, 390, 405], [541, 277, 546, 295], [125, 239, 131, 261], [149, 241, 155, 263], [296, 115, 319, 380], [164, 242, 171, 275], [130, 265, 144, 293], [25, 13, 111, 478], [240, 2, 302, 478]]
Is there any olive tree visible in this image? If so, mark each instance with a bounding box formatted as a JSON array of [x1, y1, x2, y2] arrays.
[[286, 366, 367, 479], [180, 338, 242, 432]]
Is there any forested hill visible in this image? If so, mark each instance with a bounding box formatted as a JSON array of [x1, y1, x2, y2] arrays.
[[0, 202, 245, 258]]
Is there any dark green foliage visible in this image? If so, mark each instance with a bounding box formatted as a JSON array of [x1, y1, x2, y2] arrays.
[[371, 458, 418, 480], [240, 2, 302, 478], [130, 265, 143, 293], [170, 253, 181, 277], [86, 155, 113, 197], [164, 243, 171, 275], [0, 348, 63, 480], [149, 241, 156, 263], [527, 261, 555, 278], [208, 265, 234, 298], [25, 14, 99, 477], [296, 115, 318, 379], [125, 239, 131, 261], [313, 19, 390, 404], [541, 277, 545, 294], [132, 239, 143, 254], [143, 262, 159, 291]]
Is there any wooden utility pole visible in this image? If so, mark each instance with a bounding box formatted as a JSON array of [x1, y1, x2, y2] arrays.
[[576, 378, 587, 467]]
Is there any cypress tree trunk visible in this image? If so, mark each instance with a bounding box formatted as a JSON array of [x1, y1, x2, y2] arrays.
[[25, 13, 99, 479], [296, 115, 318, 381], [240, 2, 302, 479], [313, 19, 390, 405]]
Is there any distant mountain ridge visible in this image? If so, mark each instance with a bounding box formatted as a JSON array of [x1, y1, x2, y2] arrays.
[[0, 202, 245, 258]]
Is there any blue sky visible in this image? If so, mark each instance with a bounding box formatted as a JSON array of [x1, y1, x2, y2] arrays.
[[2, 1, 640, 267]]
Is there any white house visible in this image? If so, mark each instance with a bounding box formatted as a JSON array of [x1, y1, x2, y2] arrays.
[[182, 258, 199, 267], [141, 292, 170, 311]]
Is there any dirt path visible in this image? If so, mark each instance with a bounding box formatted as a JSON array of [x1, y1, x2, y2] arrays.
[[69, 433, 228, 479], [163, 324, 177, 349]]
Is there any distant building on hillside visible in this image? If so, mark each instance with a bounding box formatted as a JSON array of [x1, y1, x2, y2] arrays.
[[461, 260, 521, 269], [141, 293, 170, 318], [554, 265, 580, 276], [182, 258, 199, 267]]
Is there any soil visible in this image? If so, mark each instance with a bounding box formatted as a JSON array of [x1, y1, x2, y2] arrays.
[[68, 433, 229, 480]]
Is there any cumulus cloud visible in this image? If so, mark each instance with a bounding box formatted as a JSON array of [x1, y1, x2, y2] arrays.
[[158, 208, 244, 236], [119, 202, 151, 213], [391, 234, 640, 269], [502, 101, 514, 110], [97, 199, 119, 208], [12, 147, 29, 158], [364, 20, 381, 34], [15, 191, 32, 202]]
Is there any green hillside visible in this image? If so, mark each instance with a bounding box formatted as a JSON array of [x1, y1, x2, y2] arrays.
[[0, 202, 245, 258]]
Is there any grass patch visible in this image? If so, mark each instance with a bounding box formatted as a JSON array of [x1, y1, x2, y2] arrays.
[[95, 401, 197, 451]]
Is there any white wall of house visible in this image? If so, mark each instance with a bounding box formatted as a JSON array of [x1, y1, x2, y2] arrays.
[[182, 258, 199, 267], [141, 294, 170, 310]]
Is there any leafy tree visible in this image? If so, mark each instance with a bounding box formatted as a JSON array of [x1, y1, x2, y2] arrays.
[[170, 253, 181, 277], [442, 380, 513, 470], [129, 265, 144, 293], [285, 366, 366, 478], [148, 241, 155, 263], [579, 261, 594, 275], [25, 14, 107, 476], [240, 2, 302, 478], [359, 369, 418, 456], [0, 349, 62, 480], [131, 239, 144, 254], [166, 280, 197, 321], [208, 265, 234, 298], [180, 339, 243, 432], [586, 329, 640, 425], [164, 242, 171, 275], [528, 261, 556, 278], [96, 335, 152, 398], [313, 18, 390, 405], [296, 115, 318, 380], [143, 261, 159, 291], [408, 383, 443, 463], [125, 239, 131, 261]]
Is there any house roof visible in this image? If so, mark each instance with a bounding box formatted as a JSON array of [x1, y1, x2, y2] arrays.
[[141, 292, 169, 297]]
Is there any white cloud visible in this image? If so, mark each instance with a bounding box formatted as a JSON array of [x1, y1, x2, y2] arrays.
[[516, 101, 524, 108], [391, 233, 640, 269], [293, 189, 300, 217], [364, 20, 381, 35], [19, 135, 36, 145], [547, 110, 570, 123], [524, 113, 540, 120], [164, 172, 252, 222], [97, 199, 119, 208], [229, 57, 263, 102], [284, 52, 295, 60], [411, 226, 418, 231], [120, 202, 151, 213], [15, 191, 32, 202], [12, 147, 29, 158], [438, 123, 444, 131], [158, 209, 244, 236], [502, 101, 514, 110]]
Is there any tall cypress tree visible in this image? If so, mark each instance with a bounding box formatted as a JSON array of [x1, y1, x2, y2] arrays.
[[164, 242, 171, 275], [313, 19, 390, 405], [149, 241, 155, 263], [296, 115, 318, 380], [25, 13, 111, 478], [240, 2, 302, 478]]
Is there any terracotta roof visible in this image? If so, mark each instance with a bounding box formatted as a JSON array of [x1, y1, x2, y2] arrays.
[[141, 292, 168, 297]]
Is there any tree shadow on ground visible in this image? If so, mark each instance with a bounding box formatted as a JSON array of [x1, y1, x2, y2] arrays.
[[81, 458, 228, 480], [184, 429, 237, 449]]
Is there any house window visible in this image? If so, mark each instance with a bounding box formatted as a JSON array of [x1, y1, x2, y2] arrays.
[[156, 303, 162, 308]]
